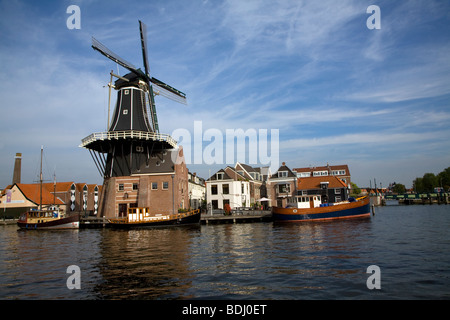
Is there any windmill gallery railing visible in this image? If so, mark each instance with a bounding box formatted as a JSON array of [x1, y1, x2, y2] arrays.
[[80, 130, 178, 149]]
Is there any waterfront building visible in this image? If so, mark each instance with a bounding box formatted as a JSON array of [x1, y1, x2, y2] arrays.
[[293, 164, 351, 187], [206, 163, 272, 211], [234, 162, 269, 205], [0, 182, 102, 218], [0, 183, 66, 218], [94, 147, 189, 218], [206, 167, 250, 210], [296, 175, 349, 203], [42, 182, 102, 215], [267, 162, 297, 208], [188, 172, 206, 210]]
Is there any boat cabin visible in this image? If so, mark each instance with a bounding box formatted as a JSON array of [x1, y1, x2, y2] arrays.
[[287, 195, 322, 209], [127, 207, 171, 223], [19, 207, 64, 224]]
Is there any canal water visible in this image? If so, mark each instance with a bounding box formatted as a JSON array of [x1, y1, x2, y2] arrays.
[[1, 204, 449, 300]]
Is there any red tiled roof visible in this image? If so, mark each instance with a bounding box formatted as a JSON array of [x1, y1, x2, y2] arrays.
[[297, 176, 347, 190], [15, 183, 65, 205], [42, 182, 75, 193]]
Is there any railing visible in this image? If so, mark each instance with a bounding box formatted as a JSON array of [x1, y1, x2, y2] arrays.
[[80, 130, 177, 148], [109, 209, 200, 224]]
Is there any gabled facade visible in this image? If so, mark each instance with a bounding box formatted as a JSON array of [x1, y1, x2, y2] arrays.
[[0, 183, 66, 218], [206, 167, 250, 210], [42, 182, 102, 215], [234, 162, 267, 204], [188, 172, 206, 210], [297, 176, 349, 203], [1, 182, 102, 217], [267, 162, 297, 208]]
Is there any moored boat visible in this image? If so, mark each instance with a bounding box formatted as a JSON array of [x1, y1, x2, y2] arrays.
[[108, 207, 201, 228], [17, 208, 80, 230], [17, 146, 80, 230], [272, 196, 370, 222]]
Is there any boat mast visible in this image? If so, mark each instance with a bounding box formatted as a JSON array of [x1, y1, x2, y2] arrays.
[[40, 146, 43, 211]]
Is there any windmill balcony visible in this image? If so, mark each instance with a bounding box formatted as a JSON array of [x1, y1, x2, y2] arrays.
[[80, 130, 178, 149]]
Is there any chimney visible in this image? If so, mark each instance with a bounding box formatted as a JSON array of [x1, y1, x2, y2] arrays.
[[12, 153, 22, 184]]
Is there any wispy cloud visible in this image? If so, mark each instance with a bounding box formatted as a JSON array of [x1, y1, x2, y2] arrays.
[[1, 0, 449, 188]]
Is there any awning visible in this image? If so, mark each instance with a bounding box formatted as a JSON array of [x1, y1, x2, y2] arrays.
[[256, 197, 271, 202]]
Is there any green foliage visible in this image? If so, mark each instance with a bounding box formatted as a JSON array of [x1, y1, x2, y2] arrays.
[[392, 183, 406, 194], [413, 167, 450, 193], [350, 182, 361, 196]]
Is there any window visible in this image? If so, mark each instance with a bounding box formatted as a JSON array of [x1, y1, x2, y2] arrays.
[[223, 184, 229, 194], [211, 185, 218, 195], [163, 182, 169, 190], [152, 182, 158, 190], [278, 171, 288, 178], [335, 188, 341, 194], [278, 183, 290, 193], [223, 199, 230, 208], [118, 184, 124, 191], [132, 183, 138, 191], [216, 173, 224, 180], [212, 200, 218, 209]]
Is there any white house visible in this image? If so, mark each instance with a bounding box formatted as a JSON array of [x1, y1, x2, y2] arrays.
[[188, 172, 206, 210], [206, 166, 250, 211]]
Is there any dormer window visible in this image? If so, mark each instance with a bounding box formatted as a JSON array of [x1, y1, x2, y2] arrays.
[[278, 171, 288, 178], [216, 172, 224, 180]]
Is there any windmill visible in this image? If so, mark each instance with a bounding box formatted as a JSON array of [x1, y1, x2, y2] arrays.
[[80, 20, 187, 179]]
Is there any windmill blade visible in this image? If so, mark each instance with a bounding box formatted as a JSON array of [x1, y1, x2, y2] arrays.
[[92, 37, 144, 78], [146, 82, 160, 133], [150, 77, 187, 105], [139, 20, 150, 78], [152, 83, 187, 105]]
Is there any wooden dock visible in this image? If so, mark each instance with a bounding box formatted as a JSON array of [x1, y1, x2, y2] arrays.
[[79, 216, 109, 228], [79, 211, 273, 228], [201, 211, 272, 225]]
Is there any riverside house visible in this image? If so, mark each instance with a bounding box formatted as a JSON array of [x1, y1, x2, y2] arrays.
[[267, 162, 297, 208]]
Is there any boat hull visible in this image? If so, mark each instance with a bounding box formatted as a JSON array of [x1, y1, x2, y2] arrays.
[[272, 197, 371, 222], [17, 214, 80, 230], [109, 211, 201, 229]]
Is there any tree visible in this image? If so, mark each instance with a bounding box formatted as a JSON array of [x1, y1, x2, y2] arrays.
[[422, 173, 438, 192], [413, 177, 424, 193], [392, 183, 406, 194], [350, 183, 361, 196], [438, 167, 450, 190]]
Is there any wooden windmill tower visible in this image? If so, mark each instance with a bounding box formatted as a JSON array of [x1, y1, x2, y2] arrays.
[[80, 21, 189, 218]]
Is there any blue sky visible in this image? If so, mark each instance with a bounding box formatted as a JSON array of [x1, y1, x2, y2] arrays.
[[0, 0, 449, 189]]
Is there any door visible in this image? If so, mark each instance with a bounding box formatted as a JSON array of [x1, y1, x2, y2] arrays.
[[118, 204, 128, 217]]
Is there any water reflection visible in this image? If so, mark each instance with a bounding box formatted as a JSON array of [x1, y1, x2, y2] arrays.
[[94, 226, 201, 299]]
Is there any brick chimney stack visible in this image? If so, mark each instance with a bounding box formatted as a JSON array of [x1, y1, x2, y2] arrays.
[[12, 153, 22, 184]]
